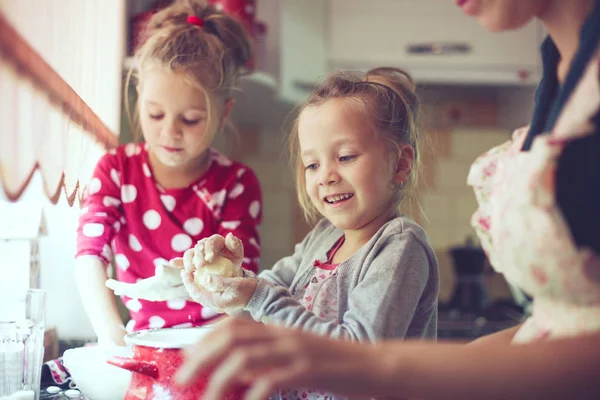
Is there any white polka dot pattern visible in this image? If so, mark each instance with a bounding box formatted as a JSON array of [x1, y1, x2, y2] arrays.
[[82, 223, 104, 237], [126, 299, 143, 312], [160, 194, 176, 212], [103, 196, 121, 207], [88, 178, 101, 195], [183, 218, 204, 236], [166, 299, 187, 310], [249, 237, 259, 249], [228, 183, 244, 199], [121, 185, 138, 203], [110, 169, 120, 187], [221, 220, 241, 230], [115, 254, 130, 271], [201, 307, 220, 319], [142, 163, 151, 177], [210, 190, 227, 209], [76, 147, 262, 331], [171, 233, 192, 252], [249, 201, 260, 219], [129, 234, 142, 252], [143, 210, 161, 230], [148, 315, 166, 328], [101, 245, 112, 261]]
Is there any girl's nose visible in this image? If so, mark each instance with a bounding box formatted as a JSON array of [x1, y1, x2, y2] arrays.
[[319, 165, 340, 186], [162, 118, 182, 138]]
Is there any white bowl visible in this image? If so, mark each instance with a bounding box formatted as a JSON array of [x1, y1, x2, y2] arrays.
[[62, 346, 131, 400], [124, 325, 214, 349]]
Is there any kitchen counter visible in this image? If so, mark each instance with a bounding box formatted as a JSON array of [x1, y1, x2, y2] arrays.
[[438, 300, 525, 340]]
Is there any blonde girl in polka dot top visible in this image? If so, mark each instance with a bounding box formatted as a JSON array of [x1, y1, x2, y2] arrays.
[[75, 0, 262, 346]]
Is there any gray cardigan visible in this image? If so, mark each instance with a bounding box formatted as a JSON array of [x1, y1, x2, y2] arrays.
[[244, 216, 439, 342]]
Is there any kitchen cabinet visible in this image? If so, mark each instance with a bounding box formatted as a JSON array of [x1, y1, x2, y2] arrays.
[[329, 0, 544, 85], [279, 0, 545, 104]]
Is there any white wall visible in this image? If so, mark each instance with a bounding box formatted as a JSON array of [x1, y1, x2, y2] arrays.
[[39, 191, 95, 339], [256, 0, 281, 81], [0, 173, 96, 339]]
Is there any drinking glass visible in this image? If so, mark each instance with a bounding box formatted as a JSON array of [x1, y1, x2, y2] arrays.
[[0, 289, 46, 400]]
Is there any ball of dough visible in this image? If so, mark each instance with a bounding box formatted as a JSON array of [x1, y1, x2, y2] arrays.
[[194, 255, 235, 289]]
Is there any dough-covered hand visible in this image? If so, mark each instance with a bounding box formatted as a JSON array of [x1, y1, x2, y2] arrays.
[[106, 262, 188, 301], [195, 233, 245, 277], [170, 233, 249, 287], [170, 233, 256, 313], [180, 268, 257, 313]]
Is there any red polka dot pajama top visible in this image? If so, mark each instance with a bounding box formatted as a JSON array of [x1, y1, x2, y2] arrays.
[[76, 143, 262, 332]]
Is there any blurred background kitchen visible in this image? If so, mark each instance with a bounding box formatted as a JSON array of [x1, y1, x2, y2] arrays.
[[0, 0, 540, 361]]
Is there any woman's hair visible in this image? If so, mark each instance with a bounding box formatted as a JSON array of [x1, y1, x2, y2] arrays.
[[125, 0, 253, 139], [289, 67, 424, 223]]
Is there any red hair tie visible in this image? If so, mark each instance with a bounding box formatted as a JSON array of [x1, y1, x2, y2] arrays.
[[187, 15, 204, 27]]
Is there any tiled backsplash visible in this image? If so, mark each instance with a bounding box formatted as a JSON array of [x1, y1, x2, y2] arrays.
[[420, 128, 514, 301], [420, 128, 509, 250]]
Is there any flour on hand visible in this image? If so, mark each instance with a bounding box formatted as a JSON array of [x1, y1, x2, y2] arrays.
[[193, 255, 236, 291]]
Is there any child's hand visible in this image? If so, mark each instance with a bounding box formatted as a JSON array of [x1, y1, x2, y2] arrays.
[[171, 233, 245, 277], [105, 263, 188, 301], [181, 269, 257, 313]]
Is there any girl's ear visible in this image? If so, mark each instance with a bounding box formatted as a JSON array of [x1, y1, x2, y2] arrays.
[[393, 144, 415, 184], [219, 98, 235, 130]]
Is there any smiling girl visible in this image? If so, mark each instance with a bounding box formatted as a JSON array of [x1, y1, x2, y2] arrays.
[[175, 67, 439, 400]]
